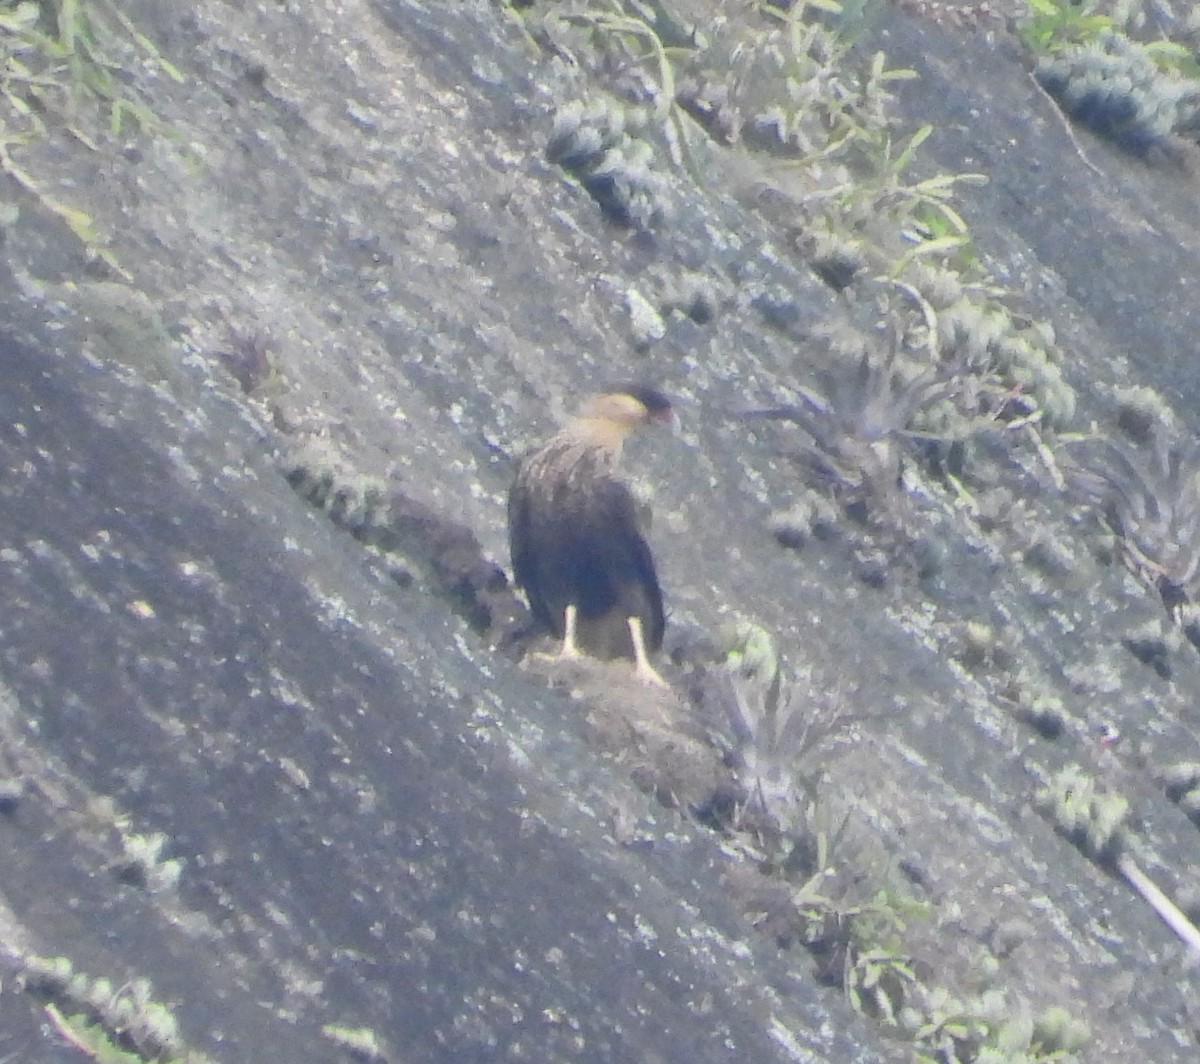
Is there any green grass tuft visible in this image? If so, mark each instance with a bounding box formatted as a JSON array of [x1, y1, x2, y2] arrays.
[[0, 0, 182, 276]]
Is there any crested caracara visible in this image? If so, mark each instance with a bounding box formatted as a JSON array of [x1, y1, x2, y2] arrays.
[[508, 385, 674, 686]]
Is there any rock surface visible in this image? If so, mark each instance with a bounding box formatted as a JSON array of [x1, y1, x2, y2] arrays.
[[3, 0, 1200, 1060]]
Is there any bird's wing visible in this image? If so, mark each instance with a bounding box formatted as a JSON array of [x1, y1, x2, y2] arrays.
[[507, 463, 557, 632], [593, 478, 665, 649]]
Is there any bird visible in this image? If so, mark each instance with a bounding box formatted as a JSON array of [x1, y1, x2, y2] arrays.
[[508, 385, 675, 686]]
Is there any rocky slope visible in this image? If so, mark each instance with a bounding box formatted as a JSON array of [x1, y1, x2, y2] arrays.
[[2, 0, 1200, 1060]]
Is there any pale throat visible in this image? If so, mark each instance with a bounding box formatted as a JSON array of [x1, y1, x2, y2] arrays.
[[572, 416, 635, 459]]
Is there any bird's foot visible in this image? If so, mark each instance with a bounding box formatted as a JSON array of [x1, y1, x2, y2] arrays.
[[634, 660, 669, 688], [530, 635, 584, 665], [530, 647, 583, 665], [627, 616, 668, 688]]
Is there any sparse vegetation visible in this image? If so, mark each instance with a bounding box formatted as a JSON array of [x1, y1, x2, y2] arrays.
[[520, 0, 702, 221], [1036, 31, 1200, 151], [1068, 427, 1200, 617], [1159, 761, 1200, 823], [713, 620, 1096, 1061], [1021, 0, 1200, 151], [283, 440, 508, 633], [45, 1005, 177, 1064], [326, 1, 1188, 1058], [1036, 764, 1129, 862], [679, 0, 987, 280], [742, 283, 1067, 547], [718, 618, 849, 841], [524, 0, 1078, 573], [1037, 766, 1200, 954], [20, 954, 210, 1064], [0, 0, 181, 136], [545, 94, 673, 227], [7, 0, 1198, 1060], [840, 889, 920, 1025], [909, 989, 1090, 1063], [212, 328, 279, 394], [0, 0, 181, 274], [742, 324, 964, 528], [113, 829, 185, 893], [322, 1023, 390, 1063], [1009, 683, 1071, 741], [1020, 0, 1114, 55]]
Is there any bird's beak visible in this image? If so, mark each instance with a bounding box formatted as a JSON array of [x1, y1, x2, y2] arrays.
[[655, 408, 681, 435]]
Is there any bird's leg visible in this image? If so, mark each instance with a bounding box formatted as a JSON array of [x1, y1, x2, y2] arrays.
[[556, 603, 583, 660], [627, 616, 668, 687], [529, 605, 584, 666]]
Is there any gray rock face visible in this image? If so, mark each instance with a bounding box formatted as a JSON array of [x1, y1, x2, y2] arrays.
[[4, 0, 1200, 1061], [0, 327, 875, 1062]]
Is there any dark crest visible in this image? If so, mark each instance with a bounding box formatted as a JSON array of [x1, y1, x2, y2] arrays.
[[606, 383, 673, 417]]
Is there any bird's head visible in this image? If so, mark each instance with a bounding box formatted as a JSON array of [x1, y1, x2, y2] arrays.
[[577, 385, 676, 436]]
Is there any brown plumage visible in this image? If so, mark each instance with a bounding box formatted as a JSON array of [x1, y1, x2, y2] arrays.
[[508, 386, 674, 685]]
